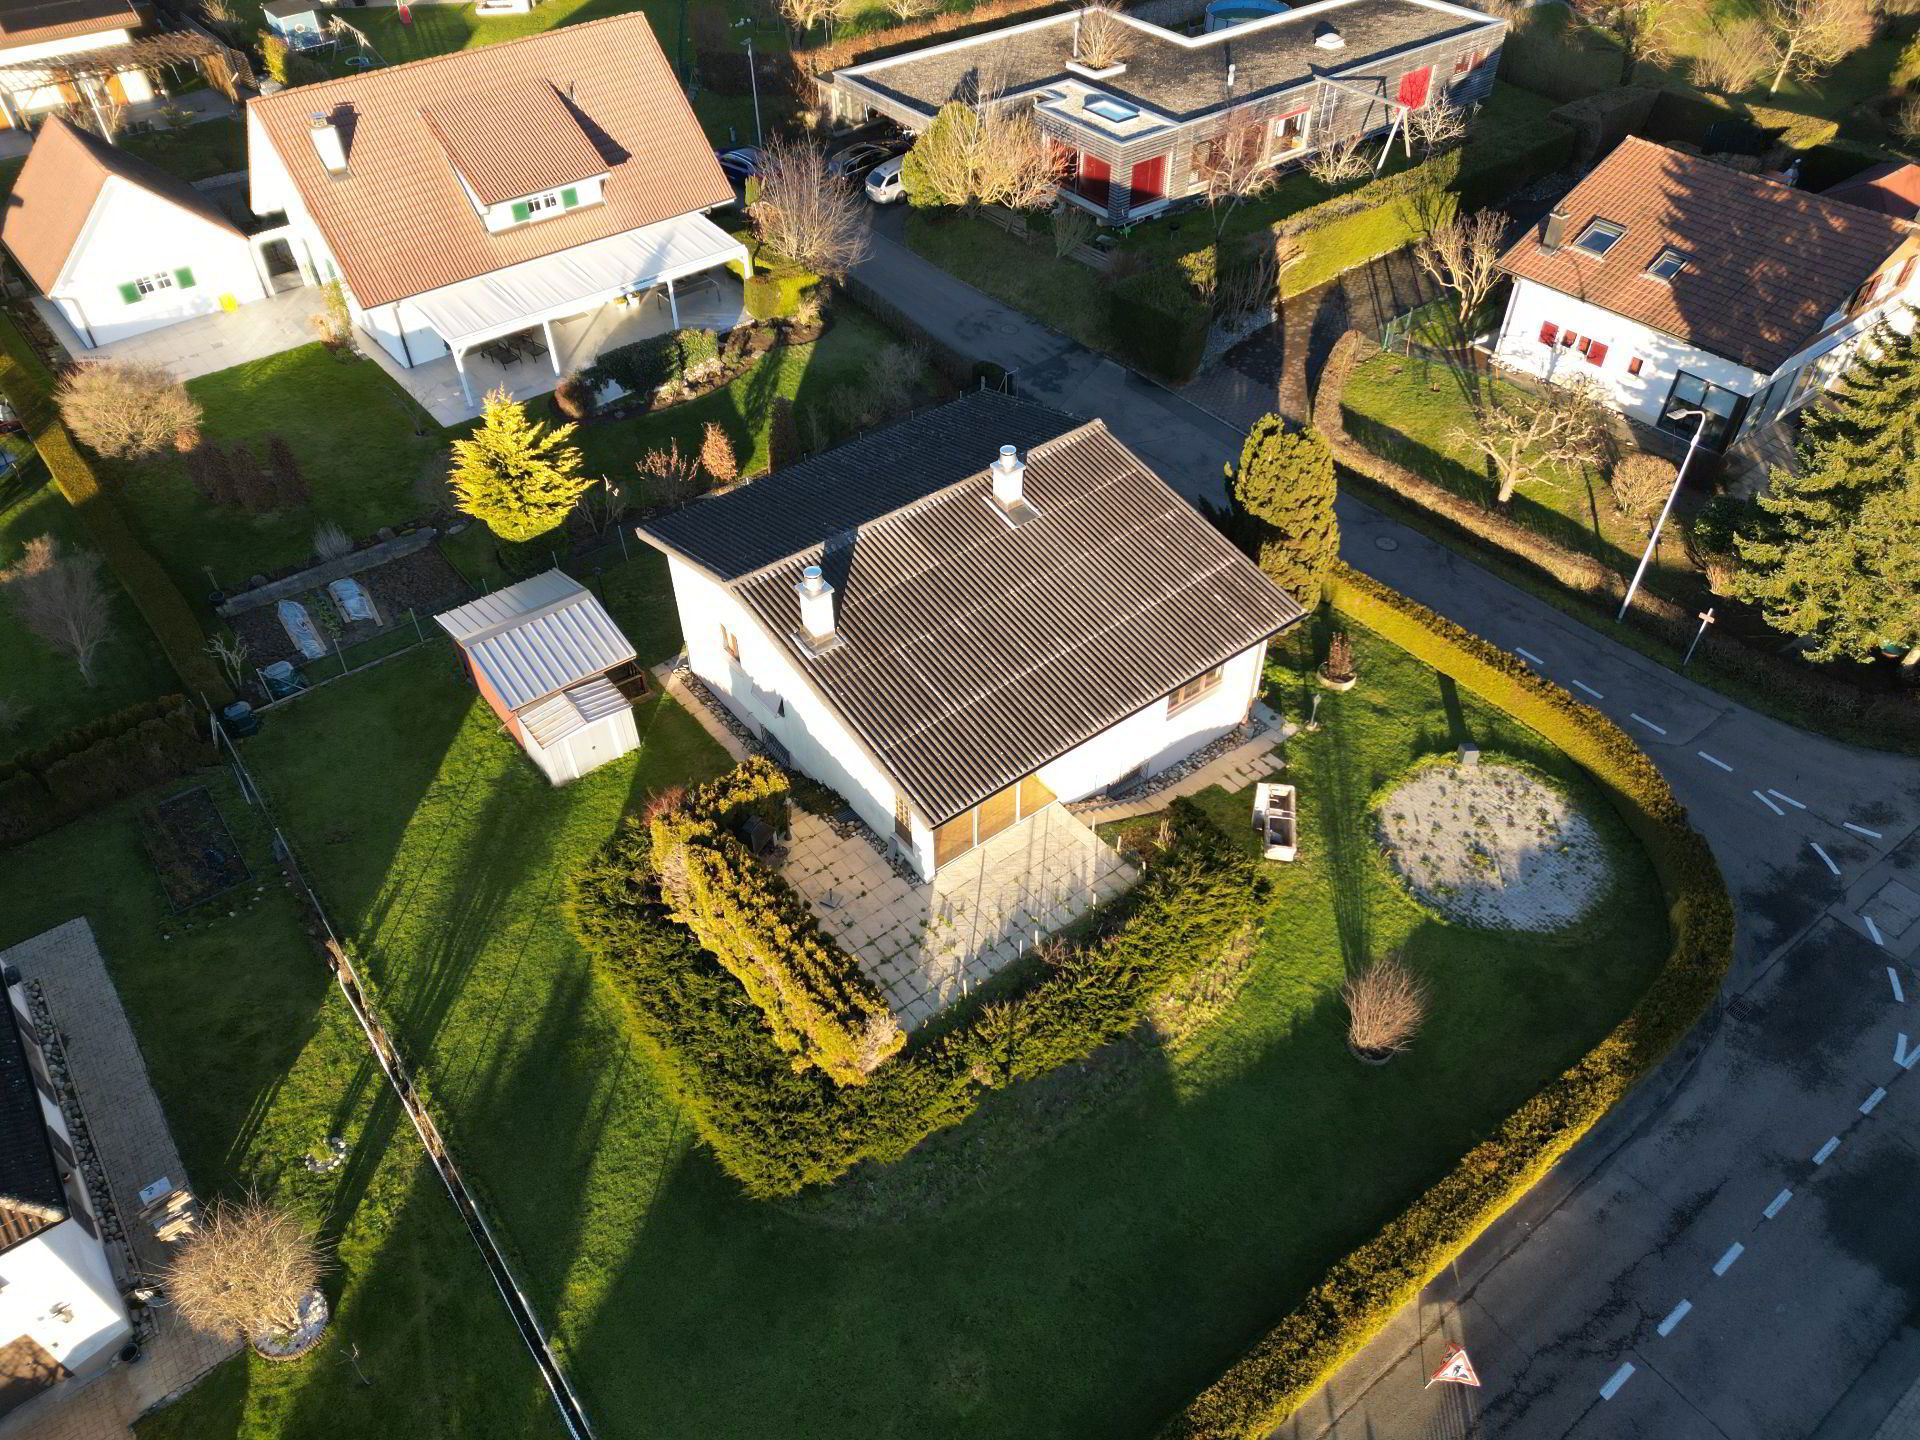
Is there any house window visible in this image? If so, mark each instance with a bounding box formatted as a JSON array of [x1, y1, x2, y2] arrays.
[[1628, 356, 1644, 376], [1168, 664, 1224, 715], [509, 187, 582, 223], [1658, 369, 1744, 450], [1127, 154, 1168, 210], [1645, 248, 1688, 281], [135, 272, 174, 294], [894, 792, 913, 843], [1271, 108, 1309, 155], [1576, 335, 1591, 354], [720, 623, 740, 661], [931, 773, 1058, 868], [1586, 340, 1609, 366], [1452, 48, 1484, 74], [1572, 219, 1625, 257], [1538, 321, 1559, 346], [1085, 96, 1139, 123], [1560, 330, 1578, 348]]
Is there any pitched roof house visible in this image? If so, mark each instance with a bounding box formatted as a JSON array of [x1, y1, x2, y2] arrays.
[[246, 13, 744, 414], [641, 392, 1303, 877], [830, 0, 1504, 223], [1, 114, 269, 348], [1492, 137, 1920, 451], [0, 0, 150, 131]]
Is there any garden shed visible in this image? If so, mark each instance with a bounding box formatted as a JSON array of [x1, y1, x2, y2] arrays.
[[435, 570, 649, 785]]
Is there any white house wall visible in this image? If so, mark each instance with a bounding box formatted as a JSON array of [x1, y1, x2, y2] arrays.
[[54, 178, 266, 347], [0, 1219, 128, 1381]]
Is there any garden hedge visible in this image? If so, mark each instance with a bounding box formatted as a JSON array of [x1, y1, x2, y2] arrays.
[[1642, 87, 1841, 153], [0, 695, 213, 847], [1159, 566, 1733, 1440], [0, 314, 231, 706], [1109, 268, 1212, 384], [569, 781, 1263, 1197]]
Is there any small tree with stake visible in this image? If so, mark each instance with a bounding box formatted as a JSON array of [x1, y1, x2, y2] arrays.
[[163, 1196, 328, 1354], [1321, 630, 1356, 686]]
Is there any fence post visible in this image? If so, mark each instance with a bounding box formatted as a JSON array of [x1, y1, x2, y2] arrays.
[[411, 607, 423, 643]]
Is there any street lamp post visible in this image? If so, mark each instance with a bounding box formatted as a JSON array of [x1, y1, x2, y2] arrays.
[[745, 34, 763, 148], [1618, 405, 1710, 623]]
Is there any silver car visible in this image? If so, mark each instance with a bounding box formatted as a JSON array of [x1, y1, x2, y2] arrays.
[[865, 155, 906, 204]]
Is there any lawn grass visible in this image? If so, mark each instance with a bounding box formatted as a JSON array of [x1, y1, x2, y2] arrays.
[[1339, 347, 1699, 599], [121, 117, 248, 183], [905, 209, 1116, 351], [235, 600, 1669, 1440], [0, 768, 560, 1440]]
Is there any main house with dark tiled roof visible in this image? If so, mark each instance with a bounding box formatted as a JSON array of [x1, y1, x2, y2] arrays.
[[1492, 137, 1920, 452], [829, 0, 1504, 225], [640, 391, 1304, 879]]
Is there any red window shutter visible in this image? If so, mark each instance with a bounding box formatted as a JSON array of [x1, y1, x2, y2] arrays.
[[1587, 341, 1608, 366], [1628, 356, 1643, 376], [1561, 330, 1578, 347], [1396, 66, 1432, 108], [1079, 154, 1111, 207], [1577, 335, 1591, 354], [1127, 155, 1167, 208], [1539, 321, 1559, 345], [1899, 257, 1916, 288]]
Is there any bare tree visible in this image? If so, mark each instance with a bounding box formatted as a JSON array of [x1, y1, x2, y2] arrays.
[[1193, 109, 1279, 240], [1693, 16, 1775, 90], [636, 440, 705, 510], [1, 536, 111, 685], [878, 0, 936, 17], [1214, 237, 1298, 323], [1343, 955, 1430, 1057], [55, 360, 202, 459], [1302, 129, 1371, 188], [1570, 0, 1674, 82], [1415, 209, 1506, 326], [1763, 0, 1872, 92], [1051, 204, 1097, 259], [1900, 93, 1920, 144], [164, 1197, 326, 1345], [1451, 383, 1608, 504], [1406, 97, 1471, 156], [779, 0, 843, 42], [1075, 0, 1133, 68], [749, 136, 869, 277], [206, 631, 250, 690]]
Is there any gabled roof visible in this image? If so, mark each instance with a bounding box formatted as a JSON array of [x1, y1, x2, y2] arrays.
[[0, 994, 67, 1259], [641, 393, 1304, 823], [1, 115, 242, 293], [1499, 136, 1912, 375], [248, 13, 733, 310], [436, 569, 635, 713], [1823, 161, 1920, 223], [0, 0, 139, 45], [421, 79, 609, 207]]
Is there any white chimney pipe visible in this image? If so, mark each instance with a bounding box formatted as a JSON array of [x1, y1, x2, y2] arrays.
[[991, 444, 1025, 508], [309, 112, 348, 175], [795, 564, 835, 641]]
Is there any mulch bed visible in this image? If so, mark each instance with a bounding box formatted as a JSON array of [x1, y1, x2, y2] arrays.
[[230, 543, 472, 673], [139, 786, 251, 912]]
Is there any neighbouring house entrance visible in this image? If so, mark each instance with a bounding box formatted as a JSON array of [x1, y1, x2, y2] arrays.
[[259, 237, 302, 293], [934, 773, 1058, 868]]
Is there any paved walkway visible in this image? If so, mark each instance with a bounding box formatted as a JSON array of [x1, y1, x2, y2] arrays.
[[35, 286, 325, 383], [0, 920, 237, 1440], [1074, 708, 1295, 826]]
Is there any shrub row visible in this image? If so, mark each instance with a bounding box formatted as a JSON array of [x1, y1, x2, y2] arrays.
[[0, 695, 213, 847], [1641, 87, 1841, 154], [648, 759, 902, 1086], [0, 314, 230, 706], [569, 789, 1262, 1197], [1109, 268, 1212, 384], [1160, 566, 1734, 1440]]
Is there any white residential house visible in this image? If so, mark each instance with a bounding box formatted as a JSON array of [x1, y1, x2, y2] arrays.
[[1492, 137, 1920, 452], [0, 0, 154, 130], [0, 977, 129, 1420], [0, 115, 270, 348], [639, 392, 1304, 881]]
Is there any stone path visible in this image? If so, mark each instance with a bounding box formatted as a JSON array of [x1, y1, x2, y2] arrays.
[[1074, 712, 1296, 827], [0, 920, 238, 1440]]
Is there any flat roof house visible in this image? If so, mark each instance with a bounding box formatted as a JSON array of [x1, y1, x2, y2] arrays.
[[1491, 137, 1920, 452], [640, 391, 1303, 880], [247, 13, 744, 419], [829, 0, 1504, 224]]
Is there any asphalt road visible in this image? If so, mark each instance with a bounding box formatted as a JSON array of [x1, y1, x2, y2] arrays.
[[853, 215, 1920, 1438]]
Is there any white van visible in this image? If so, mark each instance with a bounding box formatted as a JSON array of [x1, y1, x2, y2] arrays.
[[865, 155, 906, 204]]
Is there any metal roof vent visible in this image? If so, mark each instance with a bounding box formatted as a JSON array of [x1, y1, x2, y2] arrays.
[[1313, 22, 1344, 48]]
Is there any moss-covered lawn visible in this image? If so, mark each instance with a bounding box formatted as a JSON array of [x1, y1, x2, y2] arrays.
[[148, 588, 1672, 1440]]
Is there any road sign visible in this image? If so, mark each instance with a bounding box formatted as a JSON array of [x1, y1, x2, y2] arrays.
[[1426, 1344, 1482, 1389]]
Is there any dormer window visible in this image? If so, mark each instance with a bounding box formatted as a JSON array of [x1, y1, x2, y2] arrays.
[[1645, 247, 1688, 281], [1573, 219, 1625, 257], [511, 188, 579, 223]]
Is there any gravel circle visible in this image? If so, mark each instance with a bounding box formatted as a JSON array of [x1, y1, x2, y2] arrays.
[[1374, 759, 1611, 932]]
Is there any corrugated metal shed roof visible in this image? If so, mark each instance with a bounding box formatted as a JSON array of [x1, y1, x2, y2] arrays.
[[645, 396, 1303, 822], [435, 570, 635, 712], [520, 675, 629, 747]]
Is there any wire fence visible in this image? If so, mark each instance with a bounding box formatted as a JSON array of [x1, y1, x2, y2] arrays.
[[209, 714, 595, 1440]]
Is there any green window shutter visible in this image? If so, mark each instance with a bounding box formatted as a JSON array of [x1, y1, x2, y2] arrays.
[[510, 200, 531, 223], [174, 266, 196, 289], [561, 187, 578, 208], [119, 282, 142, 304]]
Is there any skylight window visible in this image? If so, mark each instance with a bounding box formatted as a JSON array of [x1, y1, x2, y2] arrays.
[[1646, 248, 1688, 281], [1084, 96, 1139, 122], [1572, 219, 1625, 257]]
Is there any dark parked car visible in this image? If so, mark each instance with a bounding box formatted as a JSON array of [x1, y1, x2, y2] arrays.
[[826, 140, 903, 180], [716, 146, 763, 183]]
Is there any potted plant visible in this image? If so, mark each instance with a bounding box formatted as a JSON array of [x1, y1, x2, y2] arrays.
[[1318, 629, 1358, 691]]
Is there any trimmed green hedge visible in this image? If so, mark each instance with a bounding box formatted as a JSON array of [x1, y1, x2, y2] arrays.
[[0, 695, 213, 847], [1160, 566, 1733, 1440], [569, 792, 1263, 1197], [0, 314, 231, 705], [1642, 88, 1842, 152], [1109, 268, 1212, 384]]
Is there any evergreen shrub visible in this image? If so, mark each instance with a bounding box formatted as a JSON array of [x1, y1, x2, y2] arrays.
[[0, 696, 213, 847]]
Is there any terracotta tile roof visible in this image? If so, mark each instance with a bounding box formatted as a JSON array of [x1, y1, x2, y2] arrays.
[[249, 12, 733, 310], [1500, 137, 1912, 375], [1, 115, 241, 293], [1823, 161, 1920, 223], [0, 0, 138, 44], [421, 78, 609, 206]]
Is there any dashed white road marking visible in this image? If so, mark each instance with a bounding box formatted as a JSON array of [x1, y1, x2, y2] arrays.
[[1600, 1362, 1636, 1400], [1630, 713, 1668, 736], [1861, 1087, 1887, 1115], [1890, 967, 1906, 1003], [1867, 915, 1886, 948], [1571, 679, 1604, 699], [1697, 751, 1733, 772], [1768, 789, 1808, 810], [1813, 1136, 1841, 1166], [1763, 1188, 1793, 1220], [1845, 822, 1884, 840], [1811, 843, 1841, 876], [1898, 1033, 1911, 1068], [1713, 1242, 1744, 1276], [1515, 646, 1544, 665], [1657, 1300, 1692, 1337], [1905, 1047, 1920, 1073], [1753, 790, 1786, 817]]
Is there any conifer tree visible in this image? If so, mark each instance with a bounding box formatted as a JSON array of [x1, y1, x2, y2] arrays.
[[1227, 414, 1339, 604], [449, 387, 590, 543]]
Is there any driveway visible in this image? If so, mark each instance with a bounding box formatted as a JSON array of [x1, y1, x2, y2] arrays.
[[858, 217, 1920, 1439]]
